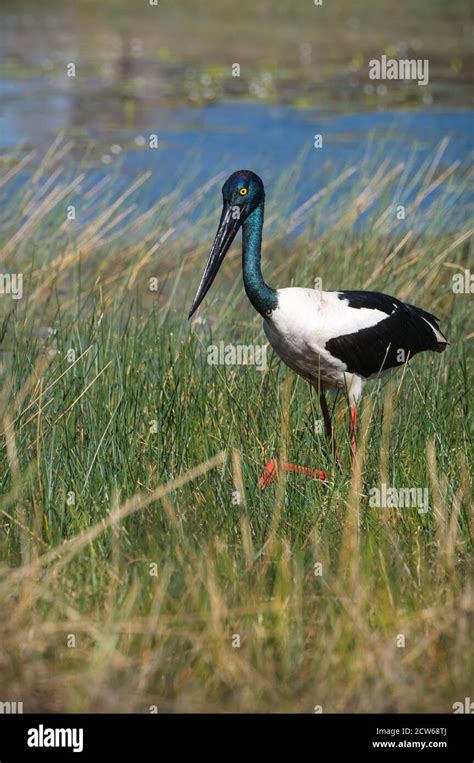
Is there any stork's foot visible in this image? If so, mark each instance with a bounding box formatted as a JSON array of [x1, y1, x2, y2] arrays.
[[258, 459, 279, 488], [258, 458, 327, 489]]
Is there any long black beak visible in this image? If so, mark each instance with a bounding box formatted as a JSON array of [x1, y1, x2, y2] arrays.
[[188, 201, 243, 318]]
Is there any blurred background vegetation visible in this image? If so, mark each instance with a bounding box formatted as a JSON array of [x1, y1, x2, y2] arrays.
[[1, 0, 472, 138]]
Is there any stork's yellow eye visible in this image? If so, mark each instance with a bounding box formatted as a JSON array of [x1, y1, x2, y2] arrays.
[[239, 188, 248, 196]]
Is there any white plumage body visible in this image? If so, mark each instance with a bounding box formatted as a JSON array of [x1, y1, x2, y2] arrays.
[[263, 287, 446, 405]]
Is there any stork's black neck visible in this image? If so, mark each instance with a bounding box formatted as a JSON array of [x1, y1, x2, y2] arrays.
[[241, 202, 278, 318]]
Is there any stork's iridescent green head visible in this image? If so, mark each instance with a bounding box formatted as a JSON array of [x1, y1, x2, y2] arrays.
[[188, 170, 265, 318], [222, 169, 264, 213]]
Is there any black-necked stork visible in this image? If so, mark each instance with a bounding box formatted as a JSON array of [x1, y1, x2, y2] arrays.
[[189, 170, 448, 458]]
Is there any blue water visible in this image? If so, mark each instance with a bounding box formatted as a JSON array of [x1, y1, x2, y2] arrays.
[[2, 101, 473, 232], [118, 103, 473, 210]]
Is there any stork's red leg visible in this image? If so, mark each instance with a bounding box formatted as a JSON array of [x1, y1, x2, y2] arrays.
[[349, 405, 358, 455]]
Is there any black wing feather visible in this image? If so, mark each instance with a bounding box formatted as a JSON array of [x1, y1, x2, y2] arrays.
[[326, 291, 447, 379]]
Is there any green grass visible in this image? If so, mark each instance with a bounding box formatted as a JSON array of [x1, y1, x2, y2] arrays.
[[0, 137, 472, 712]]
